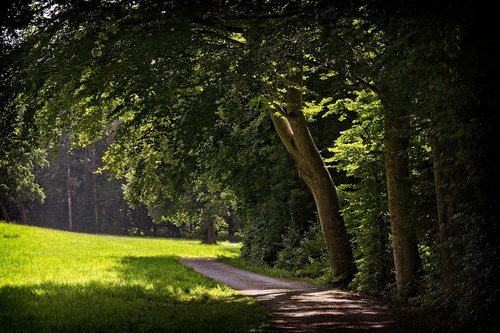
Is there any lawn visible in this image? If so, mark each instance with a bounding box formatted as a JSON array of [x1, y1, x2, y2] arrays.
[[0, 222, 268, 332]]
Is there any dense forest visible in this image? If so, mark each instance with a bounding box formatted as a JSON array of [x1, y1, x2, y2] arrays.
[[1, 1, 498, 331]]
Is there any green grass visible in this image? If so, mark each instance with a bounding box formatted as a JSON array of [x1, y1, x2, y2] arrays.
[[0, 222, 268, 332]]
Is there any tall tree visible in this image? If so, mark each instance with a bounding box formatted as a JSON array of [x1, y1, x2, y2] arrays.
[[0, 0, 45, 223], [270, 67, 355, 281], [90, 143, 100, 232], [62, 135, 75, 231], [381, 96, 420, 291], [328, 90, 392, 293]]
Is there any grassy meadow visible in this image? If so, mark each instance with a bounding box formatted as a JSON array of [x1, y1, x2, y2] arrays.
[[0, 222, 268, 332]]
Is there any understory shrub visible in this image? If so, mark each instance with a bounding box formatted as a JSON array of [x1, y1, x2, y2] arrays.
[[274, 223, 330, 279]]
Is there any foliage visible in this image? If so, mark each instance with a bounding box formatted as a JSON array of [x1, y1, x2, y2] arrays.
[[274, 223, 330, 280], [145, 183, 233, 241], [327, 90, 392, 293], [352, 3, 498, 331], [0, 108, 45, 222]]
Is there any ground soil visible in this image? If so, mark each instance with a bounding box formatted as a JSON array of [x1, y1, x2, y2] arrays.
[[180, 258, 419, 333]]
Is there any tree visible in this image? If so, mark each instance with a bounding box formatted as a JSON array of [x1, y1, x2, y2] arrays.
[[0, 83, 45, 224], [0, 0, 45, 223], [328, 90, 392, 293], [269, 67, 355, 281], [4, 0, 357, 280], [381, 95, 421, 291], [313, 3, 423, 291], [325, 2, 499, 327]]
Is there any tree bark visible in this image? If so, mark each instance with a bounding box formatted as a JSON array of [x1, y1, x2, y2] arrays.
[[16, 200, 28, 224], [1, 204, 10, 222], [383, 103, 420, 292], [430, 133, 458, 291], [67, 157, 73, 231], [269, 67, 356, 282], [90, 143, 100, 233], [201, 209, 217, 245], [430, 110, 475, 292]]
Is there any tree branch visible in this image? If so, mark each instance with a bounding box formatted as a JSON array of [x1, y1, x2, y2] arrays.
[[193, 28, 245, 46], [352, 73, 379, 93], [192, 17, 245, 34], [269, 108, 297, 159]]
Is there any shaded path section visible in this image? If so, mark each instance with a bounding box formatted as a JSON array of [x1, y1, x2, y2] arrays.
[[180, 258, 415, 333]]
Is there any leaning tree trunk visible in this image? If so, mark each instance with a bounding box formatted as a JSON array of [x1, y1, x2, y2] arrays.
[[269, 67, 356, 283], [383, 102, 421, 292]]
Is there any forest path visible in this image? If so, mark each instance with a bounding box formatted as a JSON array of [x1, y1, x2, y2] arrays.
[[180, 258, 416, 333]]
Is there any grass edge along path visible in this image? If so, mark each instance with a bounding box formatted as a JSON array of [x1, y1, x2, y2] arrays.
[[0, 222, 268, 332]]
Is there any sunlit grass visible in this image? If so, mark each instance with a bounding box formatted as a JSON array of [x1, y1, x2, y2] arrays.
[[0, 222, 267, 332]]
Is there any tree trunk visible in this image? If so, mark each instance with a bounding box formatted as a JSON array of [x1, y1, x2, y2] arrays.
[[90, 144, 100, 233], [269, 67, 356, 283], [430, 109, 475, 292], [67, 158, 73, 231], [201, 210, 217, 245], [1, 204, 10, 222], [16, 200, 28, 224], [383, 103, 420, 292], [430, 132, 459, 291]]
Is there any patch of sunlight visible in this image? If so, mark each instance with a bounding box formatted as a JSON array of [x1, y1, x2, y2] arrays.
[[32, 287, 48, 296], [180, 284, 238, 301]]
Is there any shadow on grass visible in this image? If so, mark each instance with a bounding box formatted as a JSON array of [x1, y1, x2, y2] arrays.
[[0, 256, 267, 333]]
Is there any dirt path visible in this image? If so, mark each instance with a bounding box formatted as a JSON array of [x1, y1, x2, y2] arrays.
[[180, 258, 416, 333]]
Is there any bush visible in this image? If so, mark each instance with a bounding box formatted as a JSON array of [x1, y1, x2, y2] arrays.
[[274, 223, 330, 279]]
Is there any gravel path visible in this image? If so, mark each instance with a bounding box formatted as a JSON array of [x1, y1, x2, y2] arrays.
[[180, 258, 416, 333]]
